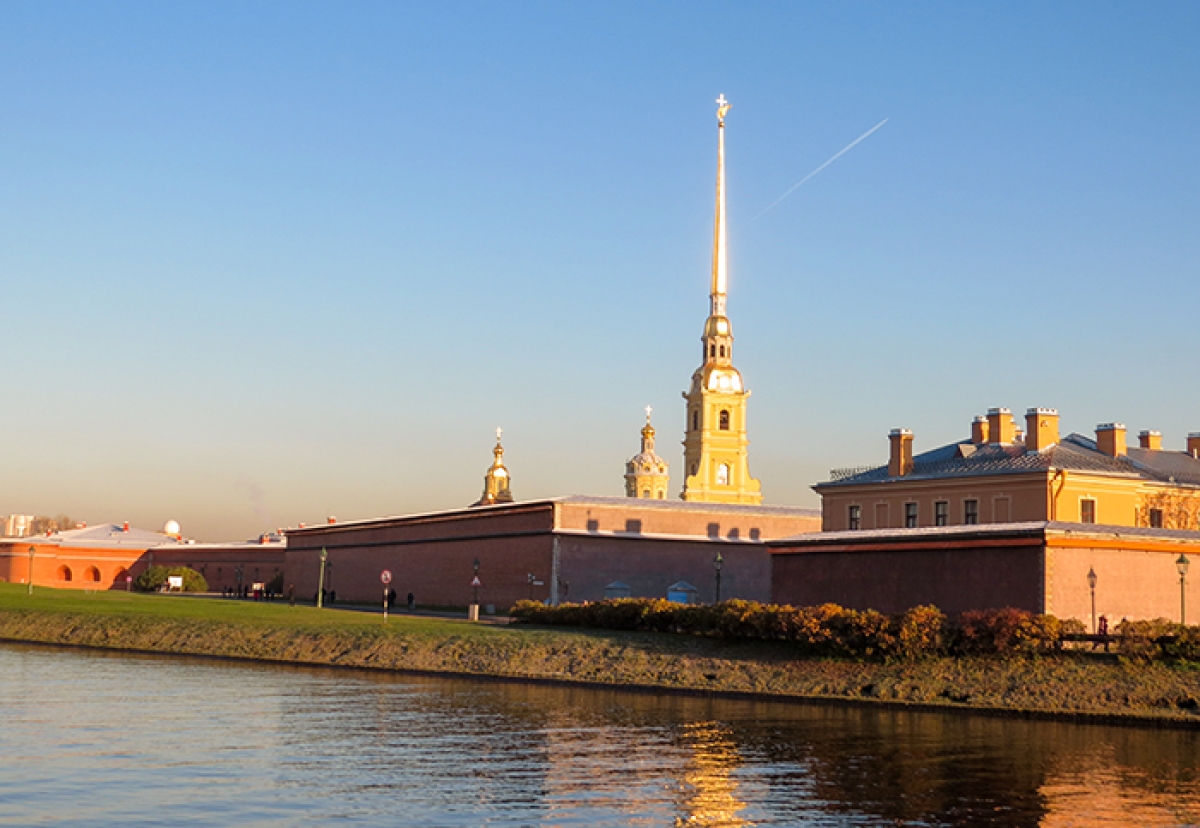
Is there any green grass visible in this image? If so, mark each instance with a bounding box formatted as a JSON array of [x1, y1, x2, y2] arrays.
[[0, 582, 528, 640], [3, 583, 1199, 724]]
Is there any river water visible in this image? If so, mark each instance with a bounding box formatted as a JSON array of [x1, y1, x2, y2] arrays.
[[2, 643, 1199, 827]]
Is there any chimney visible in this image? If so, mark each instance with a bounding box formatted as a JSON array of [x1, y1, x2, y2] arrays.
[[1188, 433, 1200, 458], [971, 415, 989, 445], [1025, 408, 1060, 451], [122, 521, 130, 533], [1096, 423, 1127, 457], [327, 516, 337, 524], [987, 407, 1016, 444], [1138, 430, 1162, 451], [888, 428, 914, 477]]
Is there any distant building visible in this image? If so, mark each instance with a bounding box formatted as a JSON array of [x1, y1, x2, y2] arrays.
[[0, 521, 286, 592], [286, 494, 819, 609], [816, 408, 1200, 531], [3, 514, 34, 538], [771, 407, 1200, 622], [625, 409, 669, 499], [0, 522, 184, 589]]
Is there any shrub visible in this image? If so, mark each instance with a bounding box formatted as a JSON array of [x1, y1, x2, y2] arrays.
[[1116, 618, 1192, 661], [895, 605, 948, 659], [133, 566, 208, 594], [952, 608, 1061, 655], [511, 598, 1086, 660]]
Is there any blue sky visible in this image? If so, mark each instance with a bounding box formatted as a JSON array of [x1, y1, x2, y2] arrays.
[[3, 2, 1198, 540]]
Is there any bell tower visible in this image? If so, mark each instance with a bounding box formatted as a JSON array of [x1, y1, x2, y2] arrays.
[[680, 95, 762, 505], [471, 428, 514, 507]]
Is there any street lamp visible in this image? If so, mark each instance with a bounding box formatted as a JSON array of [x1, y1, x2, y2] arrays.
[[1086, 567, 1098, 634], [472, 558, 480, 607], [27, 546, 35, 597], [317, 548, 328, 609], [1177, 554, 1190, 626], [714, 551, 724, 605]]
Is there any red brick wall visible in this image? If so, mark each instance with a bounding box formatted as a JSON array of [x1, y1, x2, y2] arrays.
[[557, 501, 818, 540], [556, 533, 770, 603], [285, 533, 553, 609], [153, 546, 287, 590], [0, 541, 147, 590], [770, 542, 1047, 615]]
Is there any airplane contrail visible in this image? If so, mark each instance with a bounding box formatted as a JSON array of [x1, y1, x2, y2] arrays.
[[752, 118, 889, 221]]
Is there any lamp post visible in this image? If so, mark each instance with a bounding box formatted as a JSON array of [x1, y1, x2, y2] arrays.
[[472, 558, 480, 606], [27, 546, 35, 596], [1177, 554, 1190, 626], [1086, 567, 1098, 634], [714, 551, 724, 605], [317, 548, 328, 609]]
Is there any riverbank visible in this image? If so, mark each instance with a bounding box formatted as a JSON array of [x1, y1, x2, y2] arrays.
[[2, 584, 1198, 726]]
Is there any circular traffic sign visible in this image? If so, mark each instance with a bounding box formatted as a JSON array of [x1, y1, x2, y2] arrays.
[[381, 570, 392, 585]]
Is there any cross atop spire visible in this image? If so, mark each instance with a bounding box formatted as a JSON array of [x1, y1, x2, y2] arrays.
[[495, 427, 503, 443], [645, 405, 653, 423], [716, 94, 731, 124]]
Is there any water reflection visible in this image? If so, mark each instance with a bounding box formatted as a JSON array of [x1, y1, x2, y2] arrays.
[[1, 643, 1198, 827]]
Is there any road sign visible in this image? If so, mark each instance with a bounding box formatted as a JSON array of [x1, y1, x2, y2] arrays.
[[381, 570, 392, 585], [471, 576, 481, 587]]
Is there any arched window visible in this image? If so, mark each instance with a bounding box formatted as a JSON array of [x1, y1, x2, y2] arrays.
[[57, 565, 73, 582], [709, 344, 716, 358], [642, 489, 650, 498], [692, 410, 699, 431], [719, 410, 730, 430], [719, 345, 725, 357], [657, 490, 665, 499], [85, 566, 101, 583], [717, 463, 730, 486]]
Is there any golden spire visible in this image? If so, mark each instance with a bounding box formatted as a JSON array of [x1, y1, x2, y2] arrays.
[[711, 94, 730, 317]]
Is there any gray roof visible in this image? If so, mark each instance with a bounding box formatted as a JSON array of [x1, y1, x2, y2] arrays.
[[16, 523, 185, 549], [288, 494, 819, 534], [821, 433, 1200, 488], [771, 520, 1200, 547]]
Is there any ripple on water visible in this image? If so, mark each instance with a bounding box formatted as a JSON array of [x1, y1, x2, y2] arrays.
[[1, 643, 1199, 827]]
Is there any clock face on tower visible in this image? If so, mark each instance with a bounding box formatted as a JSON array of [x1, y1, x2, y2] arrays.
[[706, 368, 743, 393]]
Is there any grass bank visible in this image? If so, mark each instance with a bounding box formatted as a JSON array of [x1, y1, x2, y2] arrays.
[[2, 584, 1198, 726]]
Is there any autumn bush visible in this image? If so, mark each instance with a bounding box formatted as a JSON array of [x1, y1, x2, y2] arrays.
[[510, 599, 1085, 660]]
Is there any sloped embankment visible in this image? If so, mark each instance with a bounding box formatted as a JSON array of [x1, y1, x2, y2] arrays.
[[1, 598, 1199, 726]]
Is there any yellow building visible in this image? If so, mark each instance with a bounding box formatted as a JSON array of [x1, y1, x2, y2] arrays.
[[625, 408, 670, 499], [816, 407, 1200, 531], [680, 95, 762, 505]]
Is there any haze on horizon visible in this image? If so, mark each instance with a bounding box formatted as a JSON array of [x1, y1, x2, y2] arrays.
[[3, 3, 1198, 541]]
